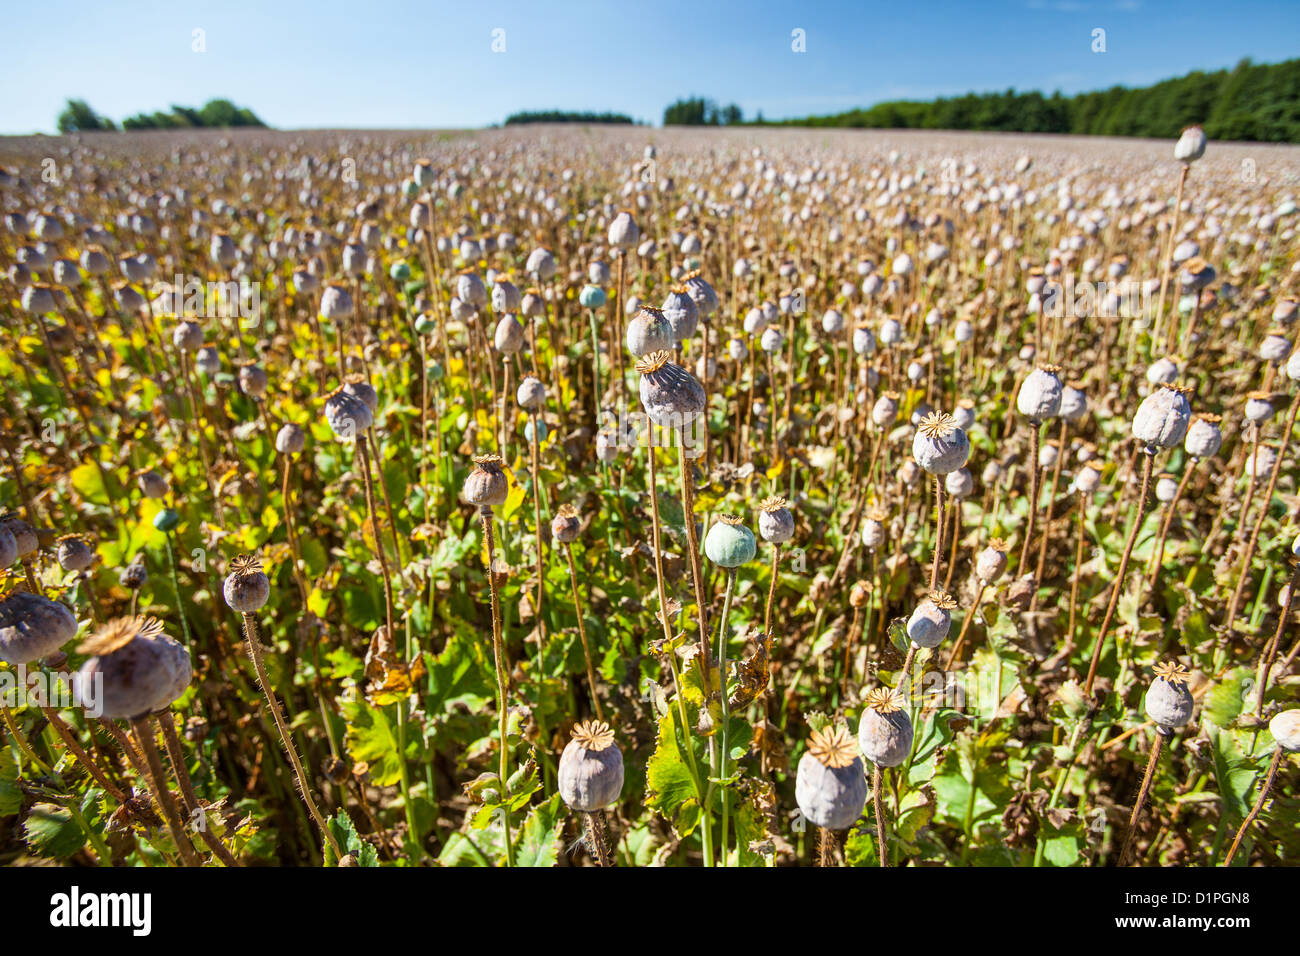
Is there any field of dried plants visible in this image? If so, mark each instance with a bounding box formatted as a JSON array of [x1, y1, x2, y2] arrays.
[[1, 124, 1299, 867]]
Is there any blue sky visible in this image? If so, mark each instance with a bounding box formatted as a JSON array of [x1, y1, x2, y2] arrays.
[[3, 0, 1297, 134]]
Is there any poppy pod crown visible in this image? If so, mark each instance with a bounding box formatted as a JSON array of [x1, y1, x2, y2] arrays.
[[864, 687, 905, 714], [636, 350, 673, 375], [807, 724, 858, 769], [918, 411, 958, 440], [571, 719, 616, 752], [78, 614, 164, 656], [1153, 661, 1190, 686], [928, 588, 958, 610], [759, 496, 787, 513]]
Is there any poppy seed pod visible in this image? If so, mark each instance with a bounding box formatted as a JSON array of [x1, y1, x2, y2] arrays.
[[858, 688, 914, 768], [457, 271, 487, 308], [758, 496, 795, 544], [861, 506, 888, 550], [493, 315, 524, 353], [954, 319, 973, 343], [390, 260, 412, 283], [636, 350, 705, 427], [320, 283, 354, 320], [1075, 463, 1102, 494], [1146, 357, 1179, 385], [976, 538, 1009, 584], [759, 326, 783, 353], [821, 309, 845, 334], [210, 231, 237, 266], [21, 284, 57, 315], [795, 725, 867, 830], [608, 210, 639, 250], [852, 324, 877, 356], [1144, 661, 1195, 730], [872, 392, 900, 428], [0, 527, 15, 569], [575, 280, 608, 309], [661, 286, 699, 342], [906, 589, 957, 648], [913, 411, 971, 475], [323, 385, 373, 438], [879, 317, 902, 346], [517, 375, 546, 411], [1260, 330, 1290, 363], [945, 468, 974, 499], [56, 535, 94, 572], [0, 515, 35, 558], [223, 554, 270, 613], [1059, 385, 1088, 422], [1184, 414, 1221, 458], [238, 363, 268, 399], [951, 399, 976, 432], [705, 515, 757, 567], [682, 271, 718, 319], [551, 503, 581, 544], [462, 454, 509, 508], [1270, 710, 1300, 752], [1174, 125, 1207, 164], [80, 246, 111, 275], [525, 246, 557, 281], [1155, 474, 1179, 503], [626, 307, 674, 358], [276, 423, 306, 455], [0, 589, 78, 665], [558, 720, 624, 811], [1017, 365, 1064, 422], [1244, 391, 1274, 423], [595, 429, 620, 463], [132, 466, 169, 500], [120, 560, 148, 590], [491, 278, 521, 314], [75, 616, 192, 720], [172, 320, 203, 352], [1132, 384, 1192, 450], [1245, 444, 1277, 479]]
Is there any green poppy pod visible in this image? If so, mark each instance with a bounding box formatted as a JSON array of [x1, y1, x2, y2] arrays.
[[705, 515, 756, 568], [579, 284, 607, 309]]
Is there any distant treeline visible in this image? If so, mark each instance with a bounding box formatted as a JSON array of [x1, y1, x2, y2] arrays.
[[750, 58, 1300, 143], [504, 110, 636, 125], [56, 98, 266, 133], [663, 97, 746, 126]]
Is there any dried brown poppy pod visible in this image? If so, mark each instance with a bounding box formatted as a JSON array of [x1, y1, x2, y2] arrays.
[[343, 378, 379, 414], [1174, 125, 1207, 164], [626, 306, 675, 358], [319, 282, 354, 321], [558, 720, 624, 811], [975, 538, 1009, 584], [858, 687, 914, 768], [494, 314, 524, 353], [551, 503, 581, 544], [758, 495, 795, 544], [516, 375, 546, 411], [1271, 710, 1300, 752], [906, 589, 957, 648], [608, 209, 639, 250], [56, 534, 94, 572], [0, 526, 15, 569], [636, 350, 705, 428], [0, 514, 39, 557], [0, 588, 78, 665], [682, 270, 718, 319], [1132, 383, 1191, 450], [1017, 365, 1064, 423], [660, 285, 699, 342], [75, 616, 192, 720], [323, 385, 373, 437], [861, 505, 888, 549], [491, 278, 522, 314], [912, 411, 970, 475], [238, 362, 268, 399], [276, 423, 306, 455], [1184, 413, 1221, 458], [223, 554, 270, 613], [849, 581, 871, 608], [1144, 661, 1195, 732], [462, 454, 508, 509], [795, 724, 867, 830]]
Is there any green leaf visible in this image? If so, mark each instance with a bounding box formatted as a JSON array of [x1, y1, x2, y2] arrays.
[[324, 811, 378, 867], [70, 462, 109, 505], [23, 802, 85, 858], [341, 699, 416, 787], [514, 794, 564, 867], [1203, 667, 1251, 728], [645, 708, 703, 835], [1206, 722, 1263, 822]]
